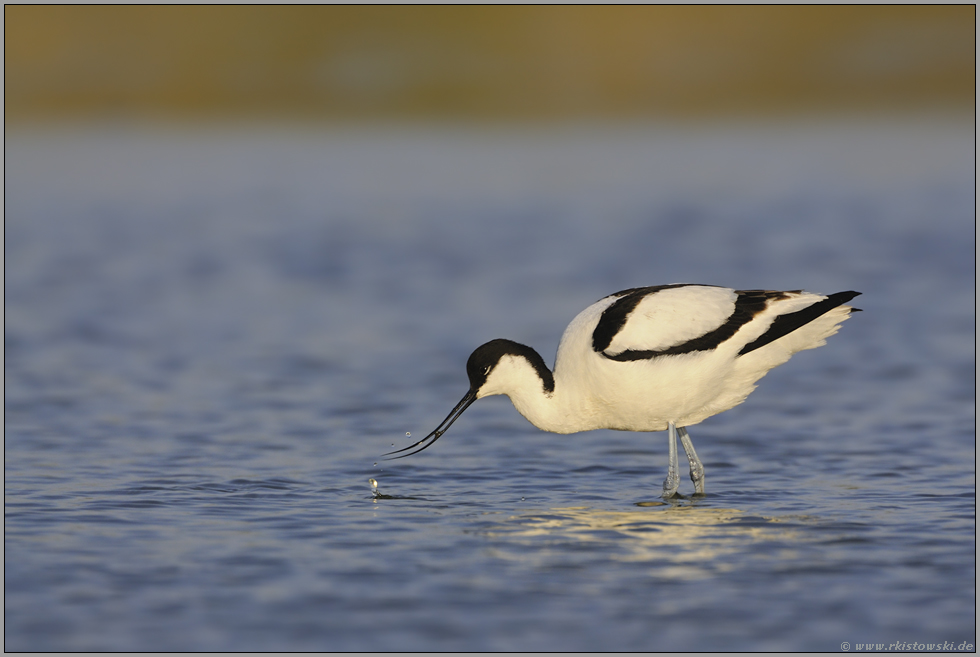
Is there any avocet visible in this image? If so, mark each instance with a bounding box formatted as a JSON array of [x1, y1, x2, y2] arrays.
[[388, 284, 860, 497]]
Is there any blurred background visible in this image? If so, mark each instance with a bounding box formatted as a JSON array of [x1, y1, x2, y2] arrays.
[[5, 6, 976, 653], [5, 5, 974, 121]]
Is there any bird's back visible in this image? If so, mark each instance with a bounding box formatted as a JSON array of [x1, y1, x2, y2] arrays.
[[552, 285, 858, 431]]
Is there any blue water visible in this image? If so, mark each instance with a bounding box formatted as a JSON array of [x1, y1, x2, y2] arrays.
[[5, 119, 975, 651]]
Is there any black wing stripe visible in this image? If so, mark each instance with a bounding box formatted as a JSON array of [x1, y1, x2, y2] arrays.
[[592, 284, 698, 354], [597, 288, 786, 361], [737, 290, 861, 356]]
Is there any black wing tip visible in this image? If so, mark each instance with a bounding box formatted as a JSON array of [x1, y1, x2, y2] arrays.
[[832, 290, 862, 312], [737, 289, 863, 356], [832, 290, 862, 303], [819, 290, 861, 312]]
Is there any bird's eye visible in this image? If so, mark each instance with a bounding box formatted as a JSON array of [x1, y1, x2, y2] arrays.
[[484, 365, 492, 375]]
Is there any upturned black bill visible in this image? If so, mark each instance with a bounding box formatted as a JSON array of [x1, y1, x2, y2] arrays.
[[383, 389, 477, 460]]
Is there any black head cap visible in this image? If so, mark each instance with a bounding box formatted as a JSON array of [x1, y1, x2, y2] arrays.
[[465, 338, 555, 394]]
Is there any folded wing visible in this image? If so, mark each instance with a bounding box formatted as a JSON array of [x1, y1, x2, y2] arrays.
[[594, 285, 859, 362]]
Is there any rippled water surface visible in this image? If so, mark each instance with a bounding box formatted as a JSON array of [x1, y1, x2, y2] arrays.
[[5, 120, 975, 651]]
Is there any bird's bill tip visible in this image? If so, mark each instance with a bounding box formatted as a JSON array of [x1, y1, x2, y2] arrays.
[[383, 389, 477, 460]]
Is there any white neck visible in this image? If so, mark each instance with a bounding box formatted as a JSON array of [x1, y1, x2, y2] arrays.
[[475, 353, 593, 434]]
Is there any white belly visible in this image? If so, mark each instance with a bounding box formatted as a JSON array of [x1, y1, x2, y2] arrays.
[[550, 346, 745, 433]]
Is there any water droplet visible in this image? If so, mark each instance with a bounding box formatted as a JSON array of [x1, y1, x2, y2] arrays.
[[369, 478, 378, 489], [406, 432, 411, 437], [521, 497, 525, 501]]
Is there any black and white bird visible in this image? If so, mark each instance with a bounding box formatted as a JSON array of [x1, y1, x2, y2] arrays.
[[388, 284, 861, 497]]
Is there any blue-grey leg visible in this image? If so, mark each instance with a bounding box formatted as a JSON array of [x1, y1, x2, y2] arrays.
[[677, 426, 704, 495], [662, 421, 680, 498]]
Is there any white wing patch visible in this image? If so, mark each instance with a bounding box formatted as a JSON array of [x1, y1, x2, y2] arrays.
[[605, 286, 738, 355]]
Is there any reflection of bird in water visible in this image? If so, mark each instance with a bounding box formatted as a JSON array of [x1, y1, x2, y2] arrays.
[[388, 284, 861, 498]]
